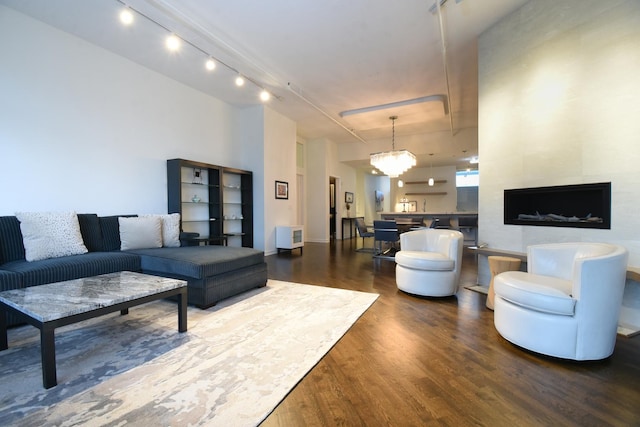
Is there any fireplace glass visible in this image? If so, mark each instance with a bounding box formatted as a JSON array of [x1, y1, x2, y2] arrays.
[[504, 182, 611, 229]]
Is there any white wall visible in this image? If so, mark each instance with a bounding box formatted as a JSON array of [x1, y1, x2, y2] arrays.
[[263, 107, 297, 254], [478, 0, 640, 265], [363, 174, 391, 223], [305, 139, 330, 243], [0, 6, 241, 215]]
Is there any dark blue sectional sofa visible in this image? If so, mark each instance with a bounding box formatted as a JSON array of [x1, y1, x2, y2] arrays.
[[0, 214, 267, 326]]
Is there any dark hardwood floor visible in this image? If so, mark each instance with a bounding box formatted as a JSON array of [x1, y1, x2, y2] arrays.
[[261, 240, 640, 427]]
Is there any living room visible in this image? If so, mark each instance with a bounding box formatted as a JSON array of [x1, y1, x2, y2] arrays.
[[1, 0, 639, 424]]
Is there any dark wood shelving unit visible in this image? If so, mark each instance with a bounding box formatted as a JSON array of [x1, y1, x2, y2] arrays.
[[167, 159, 253, 247]]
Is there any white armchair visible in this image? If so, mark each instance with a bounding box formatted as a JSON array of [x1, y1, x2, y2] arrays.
[[395, 229, 464, 297], [493, 242, 628, 361]]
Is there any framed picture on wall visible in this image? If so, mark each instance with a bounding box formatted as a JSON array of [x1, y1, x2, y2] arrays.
[[275, 181, 289, 199], [375, 190, 384, 212], [345, 192, 354, 204]]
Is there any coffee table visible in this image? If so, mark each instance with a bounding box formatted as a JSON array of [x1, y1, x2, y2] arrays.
[[0, 271, 187, 389]]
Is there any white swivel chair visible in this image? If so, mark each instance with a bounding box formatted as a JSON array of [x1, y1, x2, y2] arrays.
[[395, 229, 464, 296], [493, 242, 628, 361]]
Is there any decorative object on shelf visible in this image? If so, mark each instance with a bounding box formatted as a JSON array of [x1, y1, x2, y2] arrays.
[[191, 194, 201, 203], [428, 153, 435, 186], [193, 168, 203, 184], [400, 197, 408, 212], [408, 201, 418, 212], [345, 192, 354, 204], [369, 116, 416, 178], [275, 180, 288, 199], [345, 203, 351, 217]]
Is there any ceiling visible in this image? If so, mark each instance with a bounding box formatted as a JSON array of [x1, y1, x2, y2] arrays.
[[1, 0, 530, 169]]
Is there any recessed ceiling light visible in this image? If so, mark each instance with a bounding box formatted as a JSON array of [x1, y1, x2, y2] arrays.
[[235, 76, 245, 87], [119, 9, 134, 25], [260, 90, 270, 102], [166, 35, 181, 51], [205, 58, 216, 71]]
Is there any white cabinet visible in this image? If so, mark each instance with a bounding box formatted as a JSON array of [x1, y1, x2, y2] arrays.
[[276, 226, 304, 254]]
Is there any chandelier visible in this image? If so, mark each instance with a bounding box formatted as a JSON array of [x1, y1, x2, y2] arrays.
[[370, 116, 416, 178]]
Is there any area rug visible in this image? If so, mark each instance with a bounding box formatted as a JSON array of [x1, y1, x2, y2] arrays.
[[0, 280, 378, 426]]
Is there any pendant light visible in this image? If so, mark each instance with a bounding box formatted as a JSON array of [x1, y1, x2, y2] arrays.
[[370, 116, 416, 178], [428, 153, 435, 186]]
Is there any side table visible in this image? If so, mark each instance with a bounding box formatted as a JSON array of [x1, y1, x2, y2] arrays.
[[487, 256, 522, 310]]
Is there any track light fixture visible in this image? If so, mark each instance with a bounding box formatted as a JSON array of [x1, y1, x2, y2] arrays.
[[428, 153, 435, 186], [115, 0, 273, 103]]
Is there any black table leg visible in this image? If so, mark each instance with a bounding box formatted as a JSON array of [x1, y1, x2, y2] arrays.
[[40, 325, 57, 389], [0, 309, 7, 351], [178, 289, 187, 333]]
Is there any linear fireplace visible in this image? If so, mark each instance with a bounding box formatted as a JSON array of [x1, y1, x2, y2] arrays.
[[504, 182, 611, 229]]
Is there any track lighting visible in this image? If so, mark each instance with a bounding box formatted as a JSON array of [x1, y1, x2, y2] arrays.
[[114, 0, 276, 105]]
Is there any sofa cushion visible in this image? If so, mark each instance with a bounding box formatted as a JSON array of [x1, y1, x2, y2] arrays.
[[140, 214, 181, 247], [1, 252, 141, 287], [494, 271, 575, 316], [0, 216, 24, 263], [128, 246, 265, 279], [395, 250, 455, 271], [99, 215, 136, 251], [15, 211, 88, 262], [77, 214, 103, 252], [118, 216, 163, 250]]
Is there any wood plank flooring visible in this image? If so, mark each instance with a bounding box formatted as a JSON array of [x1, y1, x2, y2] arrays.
[[262, 241, 640, 427]]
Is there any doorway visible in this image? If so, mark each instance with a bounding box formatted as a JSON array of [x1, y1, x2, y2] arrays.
[[329, 177, 337, 240]]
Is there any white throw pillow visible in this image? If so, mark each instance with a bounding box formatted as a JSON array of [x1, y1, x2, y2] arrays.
[[140, 213, 181, 247], [16, 211, 88, 262], [118, 216, 163, 250]]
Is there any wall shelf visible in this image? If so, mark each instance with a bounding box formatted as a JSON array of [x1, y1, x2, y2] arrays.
[[405, 192, 447, 196], [405, 180, 447, 185]]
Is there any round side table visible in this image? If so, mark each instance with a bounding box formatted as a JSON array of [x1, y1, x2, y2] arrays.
[[487, 256, 522, 310]]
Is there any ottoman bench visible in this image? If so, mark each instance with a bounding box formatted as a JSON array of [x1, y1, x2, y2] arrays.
[[128, 245, 268, 308]]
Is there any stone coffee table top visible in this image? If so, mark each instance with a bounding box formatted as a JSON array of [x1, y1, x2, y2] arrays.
[[0, 271, 186, 322]]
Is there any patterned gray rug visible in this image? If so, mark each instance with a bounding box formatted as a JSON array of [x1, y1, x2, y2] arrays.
[[0, 280, 378, 426]]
